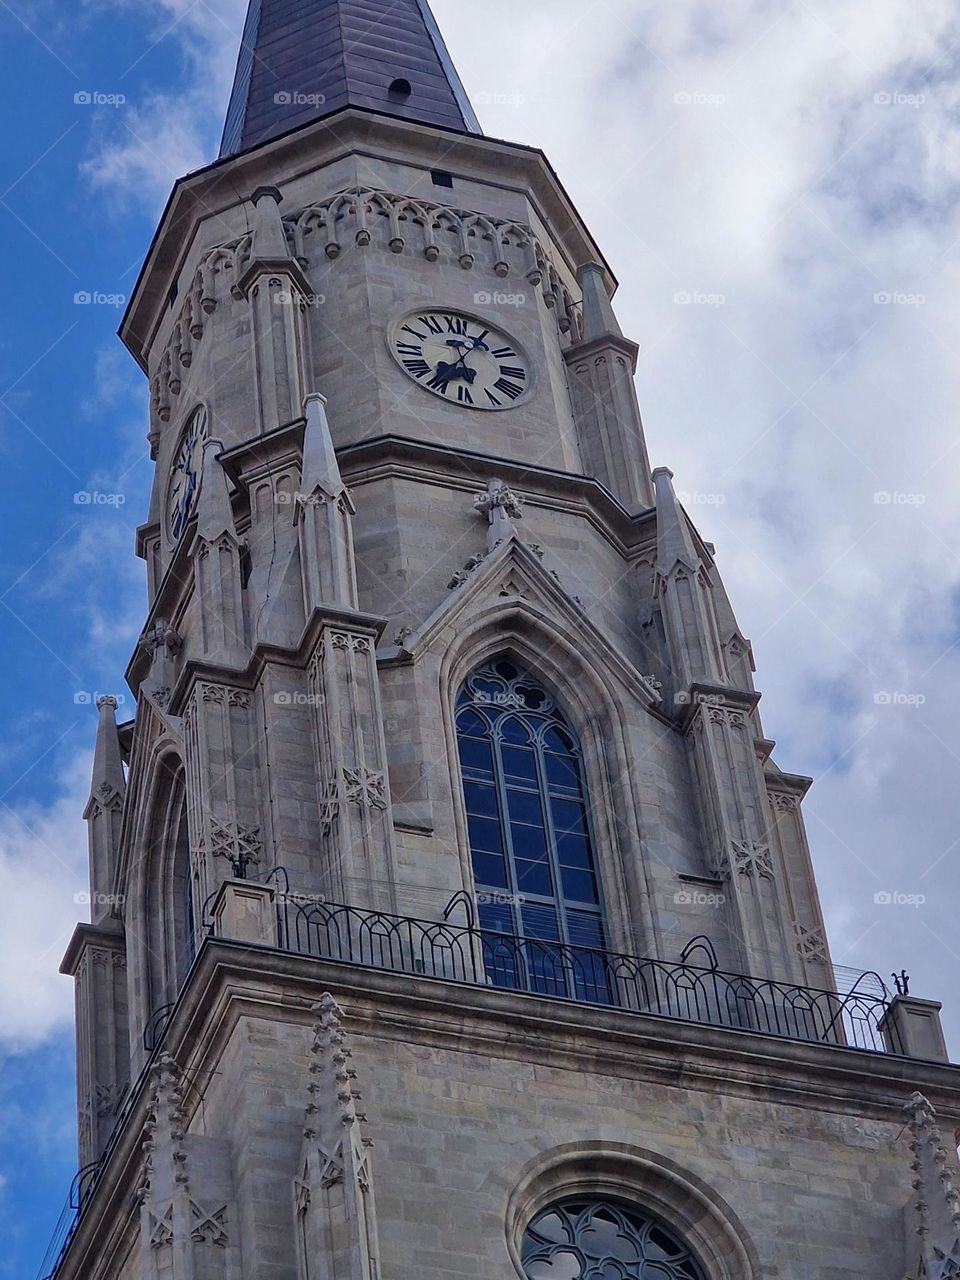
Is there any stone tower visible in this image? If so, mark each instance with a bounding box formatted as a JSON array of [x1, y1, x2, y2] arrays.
[[50, 3, 960, 1279]]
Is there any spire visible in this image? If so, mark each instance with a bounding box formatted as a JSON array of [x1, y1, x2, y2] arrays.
[[87, 695, 125, 815], [578, 262, 625, 343], [220, 0, 482, 159], [83, 695, 126, 924], [653, 467, 702, 576]]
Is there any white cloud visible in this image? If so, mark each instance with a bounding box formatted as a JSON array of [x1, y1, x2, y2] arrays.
[[81, 0, 248, 212], [442, 0, 960, 1039], [0, 754, 91, 1050]]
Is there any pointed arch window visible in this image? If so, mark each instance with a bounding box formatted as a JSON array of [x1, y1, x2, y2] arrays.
[[456, 659, 608, 993]]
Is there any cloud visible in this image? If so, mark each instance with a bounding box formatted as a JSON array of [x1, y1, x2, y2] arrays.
[[0, 753, 91, 1050], [441, 0, 960, 1039], [81, 0, 248, 213]]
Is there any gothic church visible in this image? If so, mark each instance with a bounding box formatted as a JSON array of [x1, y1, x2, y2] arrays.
[[50, 2, 960, 1278]]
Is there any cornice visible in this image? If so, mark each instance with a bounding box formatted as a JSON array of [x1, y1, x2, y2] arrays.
[[120, 109, 617, 371], [56, 936, 960, 1279]]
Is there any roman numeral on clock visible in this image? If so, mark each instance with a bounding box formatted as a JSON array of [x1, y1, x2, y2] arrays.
[[403, 358, 431, 379], [499, 365, 526, 382], [445, 315, 469, 335], [419, 314, 444, 335], [457, 385, 474, 404], [494, 377, 524, 401], [492, 346, 515, 360]]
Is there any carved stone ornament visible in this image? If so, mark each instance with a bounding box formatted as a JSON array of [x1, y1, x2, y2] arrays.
[[792, 920, 827, 963], [207, 818, 262, 871], [713, 840, 774, 881], [330, 632, 371, 655], [343, 767, 387, 811]]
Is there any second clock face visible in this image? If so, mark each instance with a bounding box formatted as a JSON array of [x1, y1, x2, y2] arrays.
[[167, 405, 208, 541], [391, 309, 531, 410]]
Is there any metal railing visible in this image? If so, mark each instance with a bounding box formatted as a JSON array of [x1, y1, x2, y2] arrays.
[[275, 894, 900, 1055], [38, 890, 900, 1279]]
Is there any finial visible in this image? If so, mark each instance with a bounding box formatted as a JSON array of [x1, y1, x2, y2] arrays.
[[195, 439, 240, 547], [577, 262, 624, 343], [300, 393, 346, 508], [474, 479, 523, 552]]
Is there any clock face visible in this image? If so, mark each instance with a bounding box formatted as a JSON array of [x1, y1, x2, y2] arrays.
[[390, 309, 531, 410], [167, 406, 208, 541]]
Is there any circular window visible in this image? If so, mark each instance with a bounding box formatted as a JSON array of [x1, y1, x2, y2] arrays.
[[521, 1198, 707, 1280]]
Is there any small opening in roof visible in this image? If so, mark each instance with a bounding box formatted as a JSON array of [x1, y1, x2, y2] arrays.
[[389, 77, 413, 98]]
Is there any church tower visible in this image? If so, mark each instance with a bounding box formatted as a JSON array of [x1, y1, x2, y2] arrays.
[[49, 3, 960, 1278]]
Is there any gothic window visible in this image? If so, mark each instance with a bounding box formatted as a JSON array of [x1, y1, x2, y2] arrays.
[[456, 659, 608, 993], [145, 759, 196, 1011], [522, 1198, 707, 1280]]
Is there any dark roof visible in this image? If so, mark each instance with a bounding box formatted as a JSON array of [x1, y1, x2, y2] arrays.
[[219, 0, 482, 158]]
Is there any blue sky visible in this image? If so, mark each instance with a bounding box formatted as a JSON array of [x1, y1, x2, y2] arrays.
[[3, 0, 960, 1275]]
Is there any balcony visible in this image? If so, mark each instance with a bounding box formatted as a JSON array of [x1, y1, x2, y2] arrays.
[[267, 888, 901, 1055], [37, 882, 920, 1280]]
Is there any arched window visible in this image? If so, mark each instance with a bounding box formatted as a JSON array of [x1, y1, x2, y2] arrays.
[[145, 758, 196, 1012], [522, 1198, 707, 1280], [456, 658, 607, 975]]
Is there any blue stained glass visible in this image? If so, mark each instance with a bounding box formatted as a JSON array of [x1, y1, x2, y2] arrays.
[[457, 659, 607, 975], [459, 736, 494, 777], [502, 745, 538, 783], [463, 781, 498, 818], [467, 815, 502, 854]]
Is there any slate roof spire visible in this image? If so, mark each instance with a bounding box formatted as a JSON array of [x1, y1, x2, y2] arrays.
[[220, 0, 482, 158]]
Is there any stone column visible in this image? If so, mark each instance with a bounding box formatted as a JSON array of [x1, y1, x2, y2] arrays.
[[183, 681, 264, 914], [193, 440, 247, 669], [83, 695, 126, 924], [881, 997, 950, 1062], [236, 185, 313, 434], [563, 263, 654, 511], [685, 693, 799, 984], [297, 392, 358, 613], [295, 995, 381, 1280], [61, 923, 129, 1169], [308, 622, 396, 910]]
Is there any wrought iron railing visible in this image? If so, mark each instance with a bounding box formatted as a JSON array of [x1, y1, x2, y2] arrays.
[[274, 894, 900, 1055], [37, 890, 900, 1280]]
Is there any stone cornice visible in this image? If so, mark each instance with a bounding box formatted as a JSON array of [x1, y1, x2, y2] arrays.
[[120, 110, 616, 372], [55, 936, 960, 1280], [60, 920, 126, 977], [337, 433, 657, 552]]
